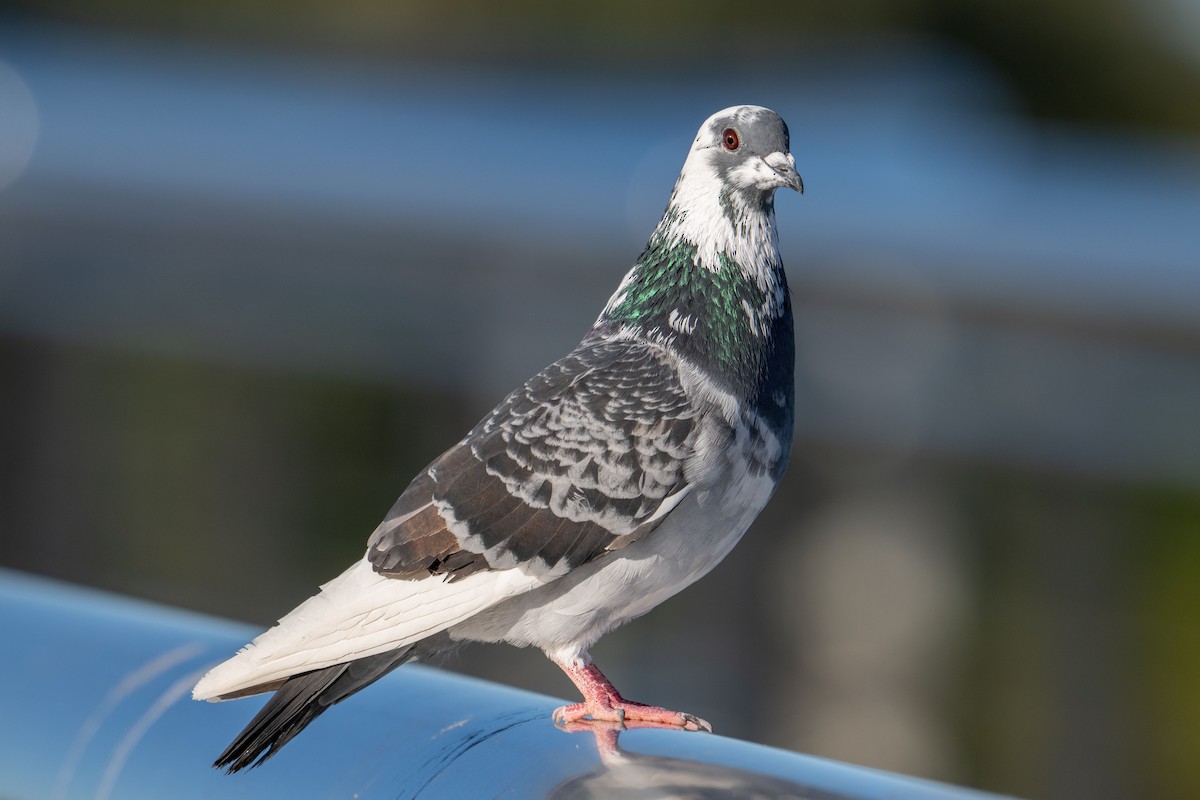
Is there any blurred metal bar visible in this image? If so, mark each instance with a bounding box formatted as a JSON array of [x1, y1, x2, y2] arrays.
[[1, 19, 1198, 483], [0, 568, 1009, 799], [1, 19, 1197, 327]]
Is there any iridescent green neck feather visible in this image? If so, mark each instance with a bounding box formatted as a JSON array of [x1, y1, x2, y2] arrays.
[[591, 226, 794, 430]]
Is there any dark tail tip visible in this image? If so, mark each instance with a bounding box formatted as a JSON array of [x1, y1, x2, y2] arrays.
[[213, 664, 346, 772], [213, 647, 415, 773]]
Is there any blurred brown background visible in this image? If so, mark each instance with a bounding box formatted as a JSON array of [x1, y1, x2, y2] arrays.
[[2, 2, 1199, 798]]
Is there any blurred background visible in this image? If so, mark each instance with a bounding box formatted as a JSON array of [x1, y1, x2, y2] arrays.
[[1, 2, 1199, 797]]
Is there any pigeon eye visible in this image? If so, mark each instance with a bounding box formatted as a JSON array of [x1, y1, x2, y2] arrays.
[[722, 128, 740, 151]]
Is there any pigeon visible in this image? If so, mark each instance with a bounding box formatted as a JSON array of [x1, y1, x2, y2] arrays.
[[193, 104, 802, 773]]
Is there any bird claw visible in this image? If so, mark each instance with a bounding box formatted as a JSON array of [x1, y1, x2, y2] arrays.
[[552, 701, 711, 733]]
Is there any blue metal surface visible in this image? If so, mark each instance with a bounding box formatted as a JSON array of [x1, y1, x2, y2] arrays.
[[0, 569, 1009, 799]]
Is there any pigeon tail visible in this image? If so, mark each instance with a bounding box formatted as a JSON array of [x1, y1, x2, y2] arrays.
[[193, 557, 544, 702], [214, 646, 417, 772]]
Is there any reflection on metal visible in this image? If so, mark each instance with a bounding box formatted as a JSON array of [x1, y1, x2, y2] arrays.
[[552, 723, 846, 799], [0, 568, 1011, 799]]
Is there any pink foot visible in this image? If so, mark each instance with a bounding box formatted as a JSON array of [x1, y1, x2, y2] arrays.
[[550, 657, 712, 733], [553, 699, 711, 732]]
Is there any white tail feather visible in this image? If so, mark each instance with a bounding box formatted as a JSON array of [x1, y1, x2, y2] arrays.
[[192, 557, 543, 701]]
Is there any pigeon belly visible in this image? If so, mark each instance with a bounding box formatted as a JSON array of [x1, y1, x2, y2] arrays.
[[447, 410, 786, 660]]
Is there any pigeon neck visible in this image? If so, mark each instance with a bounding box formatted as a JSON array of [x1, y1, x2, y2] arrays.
[[590, 197, 793, 407], [656, 162, 783, 279]]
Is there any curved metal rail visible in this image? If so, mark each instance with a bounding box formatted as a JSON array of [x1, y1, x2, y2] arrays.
[[0, 569, 1009, 799]]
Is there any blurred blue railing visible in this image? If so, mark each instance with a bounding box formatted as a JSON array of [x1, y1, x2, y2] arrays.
[[2, 19, 1199, 484], [0, 568, 1009, 799]]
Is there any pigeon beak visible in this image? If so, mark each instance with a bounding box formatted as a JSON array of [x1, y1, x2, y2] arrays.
[[765, 151, 804, 194]]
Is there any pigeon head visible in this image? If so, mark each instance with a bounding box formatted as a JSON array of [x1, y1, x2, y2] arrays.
[[647, 105, 800, 275], [685, 105, 803, 197]]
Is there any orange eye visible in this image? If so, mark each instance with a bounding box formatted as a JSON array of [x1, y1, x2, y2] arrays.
[[722, 128, 740, 150]]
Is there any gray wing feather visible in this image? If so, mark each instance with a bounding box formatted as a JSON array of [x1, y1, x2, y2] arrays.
[[367, 338, 698, 579]]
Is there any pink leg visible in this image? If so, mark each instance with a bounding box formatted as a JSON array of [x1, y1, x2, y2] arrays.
[[551, 658, 712, 733]]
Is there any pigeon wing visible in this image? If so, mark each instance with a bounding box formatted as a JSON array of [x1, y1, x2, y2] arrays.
[[367, 337, 699, 580]]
